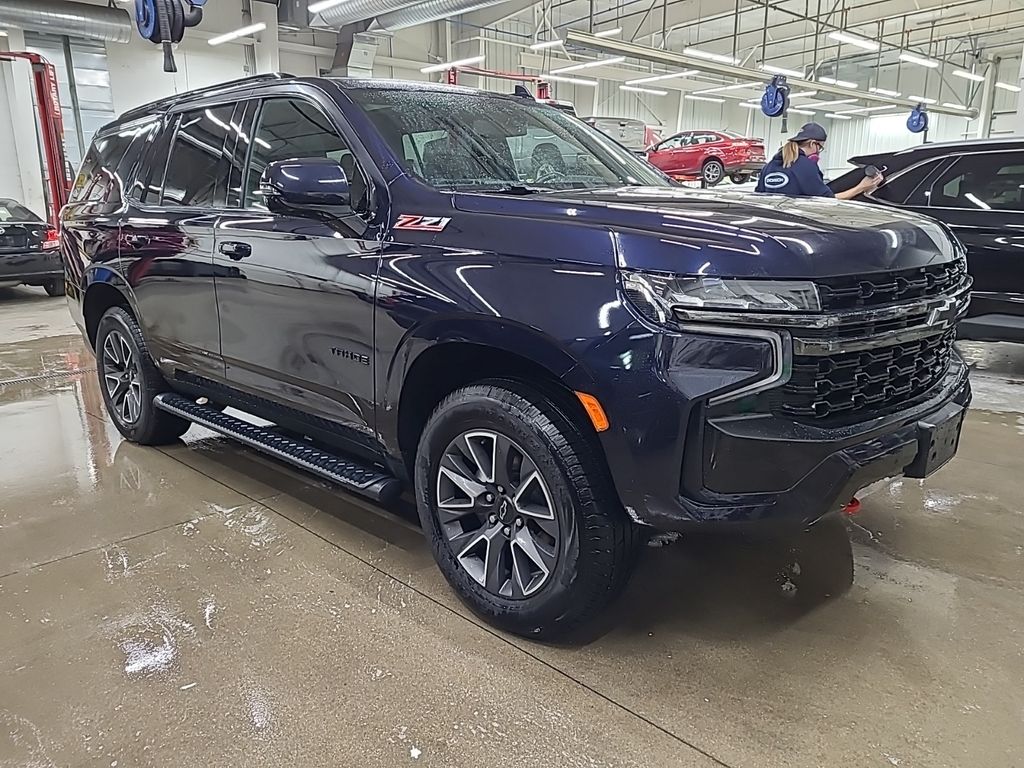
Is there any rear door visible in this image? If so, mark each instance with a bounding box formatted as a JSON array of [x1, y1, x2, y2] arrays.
[[212, 87, 384, 449], [120, 101, 244, 382]]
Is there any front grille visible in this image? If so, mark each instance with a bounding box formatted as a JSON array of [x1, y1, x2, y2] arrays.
[[816, 260, 966, 311], [776, 330, 954, 421]]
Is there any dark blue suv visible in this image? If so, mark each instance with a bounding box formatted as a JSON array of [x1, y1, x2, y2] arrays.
[[62, 75, 971, 638]]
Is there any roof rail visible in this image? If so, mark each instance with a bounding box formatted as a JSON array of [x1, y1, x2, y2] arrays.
[[116, 72, 294, 124]]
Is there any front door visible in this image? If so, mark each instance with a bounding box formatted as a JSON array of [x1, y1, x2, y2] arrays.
[[901, 151, 1024, 316], [213, 92, 382, 448]]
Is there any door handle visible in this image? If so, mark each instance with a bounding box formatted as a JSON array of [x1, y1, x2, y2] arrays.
[[219, 241, 252, 260], [124, 233, 150, 248]]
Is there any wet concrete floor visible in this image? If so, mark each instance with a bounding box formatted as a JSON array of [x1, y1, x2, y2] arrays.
[[1, 284, 1022, 767]]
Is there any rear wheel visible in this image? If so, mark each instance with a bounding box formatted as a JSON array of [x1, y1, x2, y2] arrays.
[[416, 381, 639, 639], [96, 307, 190, 445], [702, 159, 724, 186], [730, 173, 750, 184], [43, 278, 65, 297]]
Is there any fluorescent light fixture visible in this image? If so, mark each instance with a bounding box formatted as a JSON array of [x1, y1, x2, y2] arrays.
[[208, 22, 266, 46], [839, 105, 897, 114], [809, 98, 858, 107], [760, 64, 804, 78], [550, 55, 625, 73], [818, 76, 858, 88], [788, 90, 819, 99], [620, 85, 668, 96], [543, 73, 599, 86], [995, 82, 1022, 93], [0, 29, 7, 36], [529, 39, 563, 50], [594, 27, 622, 37], [869, 87, 902, 97], [625, 69, 698, 85], [694, 81, 759, 94], [827, 31, 880, 51], [789, 108, 816, 115], [825, 113, 853, 120], [908, 95, 936, 104], [684, 47, 739, 65], [308, 0, 349, 12], [899, 52, 939, 68], [942, 102, 967, 109], [420, 55, 485, 73], [952, 69, 985, 83], [685, 94, 726, 103]]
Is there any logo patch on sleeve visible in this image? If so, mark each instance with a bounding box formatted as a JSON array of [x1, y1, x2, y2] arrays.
[[394, 214, 452, 232]]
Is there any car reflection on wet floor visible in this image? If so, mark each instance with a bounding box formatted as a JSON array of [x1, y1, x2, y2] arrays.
[[1, 284, 1023, 767]]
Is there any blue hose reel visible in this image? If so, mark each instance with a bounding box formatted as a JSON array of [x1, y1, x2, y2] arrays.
[[907, 105, 929, 134], [134, 0, 206, 72], [761, 75, 791, 129]]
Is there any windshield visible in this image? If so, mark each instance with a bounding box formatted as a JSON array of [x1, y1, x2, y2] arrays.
[[348, 88, 670, 192], [0, 200, 41, 222]]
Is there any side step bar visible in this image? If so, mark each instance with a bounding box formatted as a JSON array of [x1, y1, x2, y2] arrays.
[[153, 392, 402, 504]]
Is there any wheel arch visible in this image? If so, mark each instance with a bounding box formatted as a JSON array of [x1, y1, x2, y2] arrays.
[[82, 270, 139, 349], [383, 319, 599, 475]]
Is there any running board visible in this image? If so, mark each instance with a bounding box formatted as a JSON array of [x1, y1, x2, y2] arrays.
[[153, 392, 402, 504]]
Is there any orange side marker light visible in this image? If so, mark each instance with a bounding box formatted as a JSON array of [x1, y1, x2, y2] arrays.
[[575, 391, 610, 432]]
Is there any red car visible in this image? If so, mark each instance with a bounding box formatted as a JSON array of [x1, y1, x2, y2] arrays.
[[646, 130, 766, 186]]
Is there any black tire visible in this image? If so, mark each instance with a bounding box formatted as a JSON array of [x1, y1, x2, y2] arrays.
[[772, 515, 854, 607], [95, 306, 190, 445], [415, 380, 639, 639], [702, 159, 724, 186], [730, 173, 750, 185], [43, 278, 65, 297]]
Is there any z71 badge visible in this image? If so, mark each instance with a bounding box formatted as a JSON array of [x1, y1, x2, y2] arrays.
[[394, 214, 452, 232]]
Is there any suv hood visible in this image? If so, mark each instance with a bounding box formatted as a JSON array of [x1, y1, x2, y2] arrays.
[[452, 186, 958, 278]]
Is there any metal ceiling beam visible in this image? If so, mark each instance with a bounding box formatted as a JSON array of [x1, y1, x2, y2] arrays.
[[563, 28, 977, 116]]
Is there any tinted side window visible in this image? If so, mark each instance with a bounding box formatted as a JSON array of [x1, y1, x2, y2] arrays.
[[927, 152, 1024, 211], [69, 131, 136, 205], [244, 98, 366, 212], [161, 105, 235, 207], [658, 136, 683, 150], [871, 158, 945, 206]]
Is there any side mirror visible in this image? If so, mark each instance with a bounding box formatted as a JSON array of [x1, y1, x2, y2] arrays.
[[260, 157, 350, 209]]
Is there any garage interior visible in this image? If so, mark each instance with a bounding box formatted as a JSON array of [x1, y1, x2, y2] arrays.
[[2, 0, 1024, 765]]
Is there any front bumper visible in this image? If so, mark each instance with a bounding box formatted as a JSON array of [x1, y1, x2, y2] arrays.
[[0, 249, 62, 283], [580, 315, 971, 533]]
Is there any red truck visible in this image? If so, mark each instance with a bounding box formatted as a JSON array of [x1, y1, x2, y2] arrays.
[[646, 130, 765, 186]]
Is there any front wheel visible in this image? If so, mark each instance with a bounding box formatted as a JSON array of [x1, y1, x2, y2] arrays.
[[415, 381, 639, 639], [702, 159, 724, 186], [96, 307, 190, 445], [730, 173, 750, 184]]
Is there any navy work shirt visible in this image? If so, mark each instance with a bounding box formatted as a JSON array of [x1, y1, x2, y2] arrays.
[[754, 150, 834, 197]]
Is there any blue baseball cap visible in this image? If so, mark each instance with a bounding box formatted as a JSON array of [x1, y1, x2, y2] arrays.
[[790, 122, 828, 142]]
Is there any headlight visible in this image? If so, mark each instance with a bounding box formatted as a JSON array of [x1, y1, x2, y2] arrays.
[[622, 271, 820, 323]]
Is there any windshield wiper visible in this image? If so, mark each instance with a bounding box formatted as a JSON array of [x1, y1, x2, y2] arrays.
[[468, 184, 555, 195]]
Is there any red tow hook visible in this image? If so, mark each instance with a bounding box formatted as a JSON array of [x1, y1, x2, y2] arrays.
[[842, 497, 862, 516]]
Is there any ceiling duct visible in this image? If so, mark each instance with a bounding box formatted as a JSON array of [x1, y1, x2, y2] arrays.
[[0, 0, 132, 43], [314, 0, 420, 28], [373, 0, 516, 31]]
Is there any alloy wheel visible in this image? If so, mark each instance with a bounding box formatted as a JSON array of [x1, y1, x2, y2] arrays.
[[102, 330, 142, 425], [704, 162, 723, 183], [436, 430, 560, 599]]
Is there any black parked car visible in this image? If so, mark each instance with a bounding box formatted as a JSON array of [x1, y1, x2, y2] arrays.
[[0, 198, 63, 296], [63, 75, 971, 638], [831, 138, 1023, 343]]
